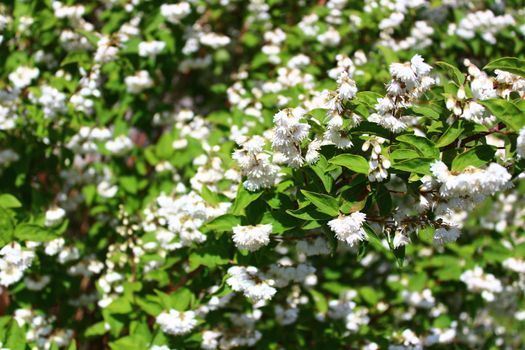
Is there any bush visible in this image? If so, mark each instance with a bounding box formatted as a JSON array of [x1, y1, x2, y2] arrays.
[[0, 1, 525, 349]]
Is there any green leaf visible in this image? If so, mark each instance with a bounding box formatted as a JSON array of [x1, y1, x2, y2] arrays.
[[82, 184, 97, 206], [230, 186, 263, 215], [310, 155, 333, 192], [170, 288, 194, 311], [397, 134, 440, 159], [119, 176, 138, 194], [286, 205, 332, 221], [375, 185, 392, 216], [411, 104, 442, 119], [390, 149, 420, 161], [436, 120, 464, 148], [84, 322, 108, 337], [14, 223, 60, 242], [60, 51, 90, 67], [109, 335, 148, 350], [433, 315, 452, 329], [189, 251, 229, 270], [408, 273, 427, 291], [391, 158, 434, 175], [478, 99, 525, 132], [106, 297, 133, 314], [0, 207, 15, 245], [362, 223, 387, 253], [328, 154, 369, 174], [309, 289, 328, 313], [0, 194, 22, 208], [189, 239, 230, 270], [359, 286, 383, 306], [356, 91, 383, 107], [201, 214, 241, 233], [451, 145, 496, 171], [436, 61, 466, 85], [200, 186, 221, 206], [483, 57, 525, 78], [260, 210, 299, 233], [5, 320, 25, 350], [300, 190, 339, 217], [78, 30, 100, 46], [377, 45, 398, 65], [136, 297, 163, 316]]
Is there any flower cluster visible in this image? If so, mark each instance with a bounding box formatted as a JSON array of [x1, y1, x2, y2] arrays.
[[1, 0, 525, 349], [369, 55, 434, 133]]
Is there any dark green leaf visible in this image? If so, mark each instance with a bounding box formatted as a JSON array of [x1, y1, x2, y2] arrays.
[[484, 57, 525, 78], [436, 61, 466, 85], [391, 158, 434, 175], [14, 223, 59, 242], [300, 190, 339, 216], [451, 145, 496, 171], [479, 99, 525, 132], [397, 134, 440, 159], [328, 154, 369, 174], [230, 186, 263, 215], [201, 214, 241, 233]]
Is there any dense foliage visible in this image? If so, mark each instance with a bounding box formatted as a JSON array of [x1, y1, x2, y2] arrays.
[[1, 0, 525, 349]]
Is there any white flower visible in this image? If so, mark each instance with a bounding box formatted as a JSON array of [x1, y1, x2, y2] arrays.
[[150, 346, 171, 350], [24, 275, 51, 291], [45, 206, 66, 227], [305, 138, 322, 164], [430, 161, 512, 198], [94, 37, 119, 64], [105, 135, 133, 156], [471, 76, 497, 100], [138, 40, 166, 58], [460, 266, 502, 301], [0, 259, 24, 286], [393, 232, 410, 248], [125, 70, 153, 94], [461, 101, 495, 126], [97, 181, 118, 198], [328, 212, 367, 246], [34, 85, 67, 118], [424, 327, 456, 346], [502, 257, 525, 273], [368, 112, 407, 133], [390, 62, 417, 85], [410, 54, 432, 76], [200, 33, 231, 49], [201, 330, 221, 349], [271, 107, 310, 163], [232, 224, 272, 252], [323, 128, 353, 149], [9, 66, 39, 89], [275, 305, 299, 325], [156, 309, 197, 336], [44, 238, 65, 256], [318, 27, 341, 47], [160, 3, 191, 24], [296, 237, 330, 256], [0, 243, 34, 287], [337, 71, 358, 100], [433, 227, 461, 245], [233, 136, 280, 191], [402, 289, 435, 309], [0, 105, 16, 130], [226, 266, 276, 302], [517, 126, 525, 159]]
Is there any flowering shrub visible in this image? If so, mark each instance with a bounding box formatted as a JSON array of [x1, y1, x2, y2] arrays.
[[1, 1, 525, 349]]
